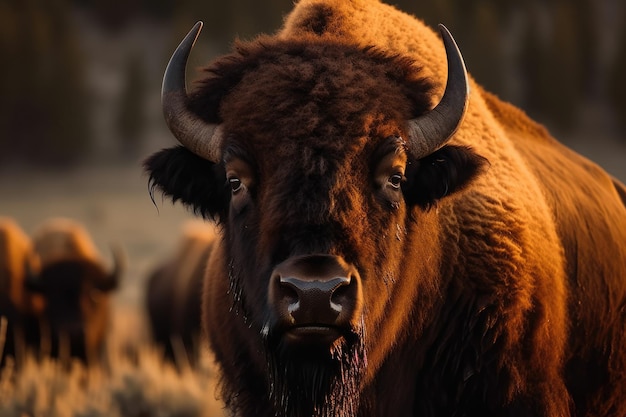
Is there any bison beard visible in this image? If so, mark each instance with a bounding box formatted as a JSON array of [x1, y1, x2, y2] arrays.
[[228, 256, 367, 417], [264, 324, 366, 417]]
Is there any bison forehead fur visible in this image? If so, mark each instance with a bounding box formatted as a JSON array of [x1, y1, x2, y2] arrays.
[[191, 37, 433, 142], [145, 0, 626, 416]]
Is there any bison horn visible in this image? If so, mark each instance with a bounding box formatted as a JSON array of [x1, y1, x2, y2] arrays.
[[96, 244, 126, 292], [406, 24, 469, 159], [23, 256, 44, 293], [162, 21, 224, 163]]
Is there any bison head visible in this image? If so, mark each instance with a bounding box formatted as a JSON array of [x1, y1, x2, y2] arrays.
[[146, 22, 486, 417]]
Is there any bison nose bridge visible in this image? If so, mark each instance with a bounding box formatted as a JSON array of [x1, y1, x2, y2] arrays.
[[268, 255, 361, 327]]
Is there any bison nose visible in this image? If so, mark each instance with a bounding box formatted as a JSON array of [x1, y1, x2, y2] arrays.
[[280, 276, 350, 323], [269, 255, 361, 329]]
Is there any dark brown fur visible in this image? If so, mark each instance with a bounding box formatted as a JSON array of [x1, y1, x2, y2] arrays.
[[145, 1, 626, 416]]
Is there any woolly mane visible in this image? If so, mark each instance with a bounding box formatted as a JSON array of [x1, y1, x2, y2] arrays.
[[188, 36, 437, 150]]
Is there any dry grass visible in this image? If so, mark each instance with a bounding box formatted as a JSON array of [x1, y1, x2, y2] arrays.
[[0, 307, 226, 417], [0, 164, 226, 417]]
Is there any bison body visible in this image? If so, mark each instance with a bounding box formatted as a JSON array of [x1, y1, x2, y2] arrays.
[[0, 217, 42, 366], [145, 0, 626, 416], [28, 218, 124, 364], [145, 221, 216, 366]]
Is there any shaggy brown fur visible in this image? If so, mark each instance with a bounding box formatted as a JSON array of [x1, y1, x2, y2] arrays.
[[145, 220, 216, 367], [145, 1, 626, 416], [29, 218, 123, 364], [0, 217, 42, 366]]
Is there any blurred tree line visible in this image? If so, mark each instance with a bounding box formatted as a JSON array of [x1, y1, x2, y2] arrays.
[[1, 0, 624, 168], [0, 0, 90, 166]]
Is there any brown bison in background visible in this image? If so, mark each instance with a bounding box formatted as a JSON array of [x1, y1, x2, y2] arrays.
[[144, 0, 626, 416], [0, 217, 43, 366], [27, 218, 124, 364], [145, 220, 216, 367]]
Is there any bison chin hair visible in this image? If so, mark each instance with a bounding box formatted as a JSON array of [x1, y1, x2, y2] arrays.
[[264, 326, 367, 417]]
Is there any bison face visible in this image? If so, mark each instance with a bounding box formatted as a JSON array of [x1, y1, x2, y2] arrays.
[[146, 23, 486, 417]]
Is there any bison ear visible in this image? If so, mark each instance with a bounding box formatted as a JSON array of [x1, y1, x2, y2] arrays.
[[404, 145, 488, 209], [144, 146, 229, 220]]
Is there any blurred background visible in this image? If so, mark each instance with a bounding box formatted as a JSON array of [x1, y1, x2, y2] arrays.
[[1, 0, 625, 169], [1, 0, 625, 304]]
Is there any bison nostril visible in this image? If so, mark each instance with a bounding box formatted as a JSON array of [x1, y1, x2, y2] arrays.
[[330, 279, 352, 312], [282, 286, 299, 313], [278, 278, 298, 297]]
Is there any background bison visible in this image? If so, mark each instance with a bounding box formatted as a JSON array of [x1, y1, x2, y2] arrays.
[[145, 220, 216, 367], [27, 217, 125, 364], [0, 217, 43, 367], [145, 0, 626, 416]]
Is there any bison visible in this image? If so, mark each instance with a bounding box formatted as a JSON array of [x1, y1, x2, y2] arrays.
[[144, 0, 626, 416], [145, 220, 216, 367], [27, 218, 124, 364], [0, 217, 43, 366]]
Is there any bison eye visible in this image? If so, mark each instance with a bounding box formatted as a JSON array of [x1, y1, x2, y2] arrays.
[[388, 173, 404, 189], [229, 177, 243, 193]]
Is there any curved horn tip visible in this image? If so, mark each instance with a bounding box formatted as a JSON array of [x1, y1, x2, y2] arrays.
[[436, 23, 469, 94], [188, 21, 204, 47], [161, 21, 205, 98], [437, 23, 452, 38], [405, 23, 470, 159], [111, 243, 127, 273], [160, 20, 223, 163], [103, 243, 126, 291]]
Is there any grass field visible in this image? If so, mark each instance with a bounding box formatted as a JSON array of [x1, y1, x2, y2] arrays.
[[0, 305, 226, 417], [0, 161, 227, 416]]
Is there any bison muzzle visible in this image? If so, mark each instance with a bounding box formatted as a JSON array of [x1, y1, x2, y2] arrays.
[[267, 254, 362, 350]]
